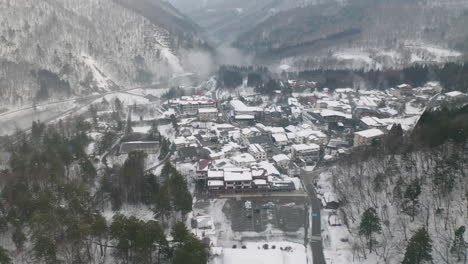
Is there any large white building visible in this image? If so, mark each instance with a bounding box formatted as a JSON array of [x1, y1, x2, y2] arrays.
[[354, 129, 385, 146], [168, 96, 216, 114], [230, 99, 262, 117], [291, 143, 320, 164]]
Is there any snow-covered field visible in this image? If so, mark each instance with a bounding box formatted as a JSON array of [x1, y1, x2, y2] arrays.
[[0, 100, 79, 136], [211, 242, 307, 264]]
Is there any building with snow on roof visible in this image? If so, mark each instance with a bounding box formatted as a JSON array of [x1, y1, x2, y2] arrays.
[[291, 143, 320, 164], [353, 128, 385, 146], [168, 95, 216, 114]]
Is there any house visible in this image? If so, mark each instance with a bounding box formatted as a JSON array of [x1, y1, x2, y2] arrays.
[[353, 129, 385, 146], [198, 108, 219, 121], [248, 144, 267, 161], [231, 153, 256, 167], [445, 91, 466, 102], [240, 127, 262, 145], [224, 168, 253, 190], [204, 166, 295, 193], [359, 116, 387, 130], [291, 143, 320, 164], [230, 99, 263, 119], [196, 159, 212, 180], [119, 141, 159, 154], [272, 154, 290, 168], [234, 115, 255, 124], [174, 137, 190, 150], [247, 136, 273, 152], [272, 133, 288, 146], [397, 84, 413, 97]]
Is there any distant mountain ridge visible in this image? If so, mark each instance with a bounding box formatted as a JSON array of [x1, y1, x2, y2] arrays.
[[233, 0, 468, 69], [0, 0, 208, 106], [167, 0, 329, 43]]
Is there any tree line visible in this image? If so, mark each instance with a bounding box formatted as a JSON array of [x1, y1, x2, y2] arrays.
[[0, 118, 203, 263], [295, 62, 468, 92]]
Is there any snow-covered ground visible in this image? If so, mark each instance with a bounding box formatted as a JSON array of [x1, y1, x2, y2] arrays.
[[102, 204, 155, 222], [211, 242, 307, 264], [0, 100, 79, 136]]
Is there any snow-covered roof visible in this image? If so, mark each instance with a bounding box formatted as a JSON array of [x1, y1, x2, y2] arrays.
[[285, 125, 297, 132], [169, 95, 216, 105], [272, 154, 290, 163], [269, 127, 286, 134], [208, 180, 224, 187], [320, 109, 350, 118], [248, 144, 266, 153], [360, 116, 386, 127], [231, 153, 256, 164], [198, 108, 218, 113], [272, 133, 288, 142], [335, 88, 354, 93], [355, 128, 384, 138], [208, 170, 224, 178], [224, 171, 252, 182], [445, 91, 464, 97], [174, 137, 188, 145], [258, 161, 281, 176], [253, 179, 268, 185], [235, 115, 255, 120], [292, 143, 320, 152]]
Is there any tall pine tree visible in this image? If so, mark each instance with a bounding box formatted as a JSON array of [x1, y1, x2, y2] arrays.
[[359, 207, 382, 252], [402, 228, 432, 264]]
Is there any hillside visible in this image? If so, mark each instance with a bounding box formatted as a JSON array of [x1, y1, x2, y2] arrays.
[[0, 0, 208, 107], [167, 0, 327, 43], [317, 106, 468, 263], [233, 0, 468, 69]]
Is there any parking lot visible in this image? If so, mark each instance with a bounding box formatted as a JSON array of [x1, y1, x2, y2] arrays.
[[223, 197, 307, 234]]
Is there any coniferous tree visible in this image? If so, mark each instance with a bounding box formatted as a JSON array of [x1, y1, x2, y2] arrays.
[[402, 228, 432, 264], [451, 226, 466, 261], [359, 207, 382, 252], [172, 234, 208, 264], [403, 180, 421, 221], [171, 221, 189, 243], [0, 247, 12, 264]]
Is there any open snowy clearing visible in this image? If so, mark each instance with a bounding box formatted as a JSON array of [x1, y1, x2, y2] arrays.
[[210, 242, 307, 264]]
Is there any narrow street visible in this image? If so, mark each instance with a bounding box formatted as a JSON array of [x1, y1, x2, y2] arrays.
[[301, 168, 327, 264]]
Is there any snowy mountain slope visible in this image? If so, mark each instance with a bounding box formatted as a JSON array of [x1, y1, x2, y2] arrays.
[[233, 0, 468, 69], [0, 0, 207, 107]]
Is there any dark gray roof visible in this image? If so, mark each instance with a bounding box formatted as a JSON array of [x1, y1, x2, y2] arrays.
[[248, 136, 272, 145], [120, 141, 159, 154]]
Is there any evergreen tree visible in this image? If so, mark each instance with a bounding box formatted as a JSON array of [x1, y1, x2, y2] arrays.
[[12, 226, 26, 251], [451, 226, 466, 261], [402, 228, 432, 264], [147, 121, 160, 141], [0, 247, 12, 264], [171, 221, 189, 243], [172, 235, 208, 264], [154, 182, 171, 222], [358, 207, 382, 252], [403, 180, 421, 221], [170, 114, 179, 132]]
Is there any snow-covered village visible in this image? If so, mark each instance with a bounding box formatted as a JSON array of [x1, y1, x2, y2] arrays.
[[1, 1, 468, 264], [3, 63, 467, 263]]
